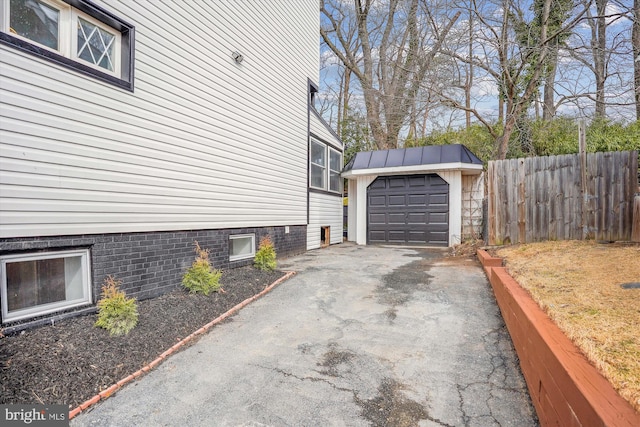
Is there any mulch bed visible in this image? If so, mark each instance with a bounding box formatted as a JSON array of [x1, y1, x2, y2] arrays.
[[0, 266, 285, 409]]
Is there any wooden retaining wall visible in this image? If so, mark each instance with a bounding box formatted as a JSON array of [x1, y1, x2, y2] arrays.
[[487, 150, 638, 245], [478, 249, 640, 426]]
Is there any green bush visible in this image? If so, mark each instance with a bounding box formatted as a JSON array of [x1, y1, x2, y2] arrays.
[[95, 276, 139, 336], [410, 118, 639, 161], [182, 241, 222, 295], [254, 236, 277, 271]]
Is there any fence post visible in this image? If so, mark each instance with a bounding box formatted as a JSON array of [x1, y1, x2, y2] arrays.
[[633, 194, 640, 243], [578, 120, 587, 240]]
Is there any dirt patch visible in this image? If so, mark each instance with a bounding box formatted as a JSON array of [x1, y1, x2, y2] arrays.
[[494, 240, 640, 412], [0, 266, 285, 409], [355, 378, 429, 427], [317, 344, 355, 377]]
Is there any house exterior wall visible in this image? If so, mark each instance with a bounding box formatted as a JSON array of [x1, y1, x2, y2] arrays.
[[0, 0, 319, 238], [307, 109, 343, 250], [0, 1, 322, 323], [307, 192, 343, 250]]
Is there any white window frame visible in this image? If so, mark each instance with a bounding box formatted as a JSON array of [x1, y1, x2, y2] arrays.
[[329, 147, 342, 193], [229, 234, 256, 261], [310, 138, 327, 191], [1, 249, 92, 323], [0, 0, 131, 86], [71, 8, 121, 76], [310, 138, 342, 194], [0, 0, 120, 76], [0, 0, 70, 54]]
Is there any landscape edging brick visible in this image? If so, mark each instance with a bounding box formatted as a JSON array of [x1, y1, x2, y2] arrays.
[[68, 270, 296, 420], [477, 249, 640, 426]]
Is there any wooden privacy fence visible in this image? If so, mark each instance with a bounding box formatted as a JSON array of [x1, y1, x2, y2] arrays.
[[487, 150, 638, 245]]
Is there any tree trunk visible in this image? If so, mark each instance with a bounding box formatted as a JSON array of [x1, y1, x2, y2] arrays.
[[634, 0, 640, 120], [496, 117, 517, 160], [593, 0, 607, 118], [466, 6, 473, 129], [543, 49, 558, 120]]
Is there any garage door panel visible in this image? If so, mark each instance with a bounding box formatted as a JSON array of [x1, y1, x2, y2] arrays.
[[369, 180, 386, 190], [407, 194, 427, 205], [428, 212, 448, 224], [427, 231, 448, 244], [369, 213, 387, 224], [389, 178, 407, 188], [367, 174, 449, 246], [407, 212, 426, 224], [369, 195, 387, 207], [388, 213, 406, 224], [408, 176, 426, 186], [407, 231, 427, 242], [428, 193, 448, 205], [368, 230, 387, 241], [388, 195, 406, 206], [387, 231, 407, 242]]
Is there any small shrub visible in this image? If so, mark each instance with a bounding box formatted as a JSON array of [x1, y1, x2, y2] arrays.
[[182, 241, 222, 295], [95, 276, 139, 336], [254, 236, 277, 271]]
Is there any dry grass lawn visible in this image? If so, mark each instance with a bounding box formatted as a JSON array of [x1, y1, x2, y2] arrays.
[[495, 240, 640, 413]]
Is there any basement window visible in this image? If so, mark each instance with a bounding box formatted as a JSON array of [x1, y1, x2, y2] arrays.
[[1, 249, 92, 323], [229, 234, 255, 261]]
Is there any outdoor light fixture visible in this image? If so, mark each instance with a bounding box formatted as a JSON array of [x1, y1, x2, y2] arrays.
[[232, 51, 244, 64]]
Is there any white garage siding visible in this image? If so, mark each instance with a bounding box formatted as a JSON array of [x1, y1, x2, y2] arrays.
[[307, 192, 343, 250], [0, 1, 319, 238]]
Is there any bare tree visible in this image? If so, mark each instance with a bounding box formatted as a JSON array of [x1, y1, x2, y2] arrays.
[[320, 0, 460, 150], [590, 0, 608, 118], [440, 0, 589, 158], [634, 0, 640, 119]]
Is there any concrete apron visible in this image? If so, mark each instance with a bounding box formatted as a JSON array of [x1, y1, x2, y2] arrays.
[[72, 243, 537, 427]]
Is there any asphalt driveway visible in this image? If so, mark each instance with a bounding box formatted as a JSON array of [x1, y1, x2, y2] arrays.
[[72, 243, 537, 426]]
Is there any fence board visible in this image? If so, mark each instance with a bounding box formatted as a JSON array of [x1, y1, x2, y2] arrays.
[[488, 150, 638, 244]]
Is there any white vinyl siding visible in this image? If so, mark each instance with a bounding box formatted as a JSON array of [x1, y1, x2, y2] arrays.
[[307, 192, 343, 250], [0, 1, 319, 238], [310, 108, 339, 146]]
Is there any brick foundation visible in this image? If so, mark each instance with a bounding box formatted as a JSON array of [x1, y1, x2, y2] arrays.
[[0, 226, 306, 309]]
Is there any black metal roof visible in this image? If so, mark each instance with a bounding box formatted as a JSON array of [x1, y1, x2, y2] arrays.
[[343, 144, 483, 172]]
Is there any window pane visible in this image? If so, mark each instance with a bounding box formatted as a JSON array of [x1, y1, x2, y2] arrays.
[[6, 257, 69, 312], [310, 164, 326, 189], [311, 141, 326, 166], [9, 0, 59, 50], [230, 235, 255, 260], [330, 150, 341, 172], [77, 17, 115, 71], [329, 170, 341, 192]]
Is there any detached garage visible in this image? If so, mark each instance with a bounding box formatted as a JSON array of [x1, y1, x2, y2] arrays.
[[342, 145, 484, 247]]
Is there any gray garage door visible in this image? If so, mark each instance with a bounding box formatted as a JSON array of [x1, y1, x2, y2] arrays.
[[367, 174, 449, 246]]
